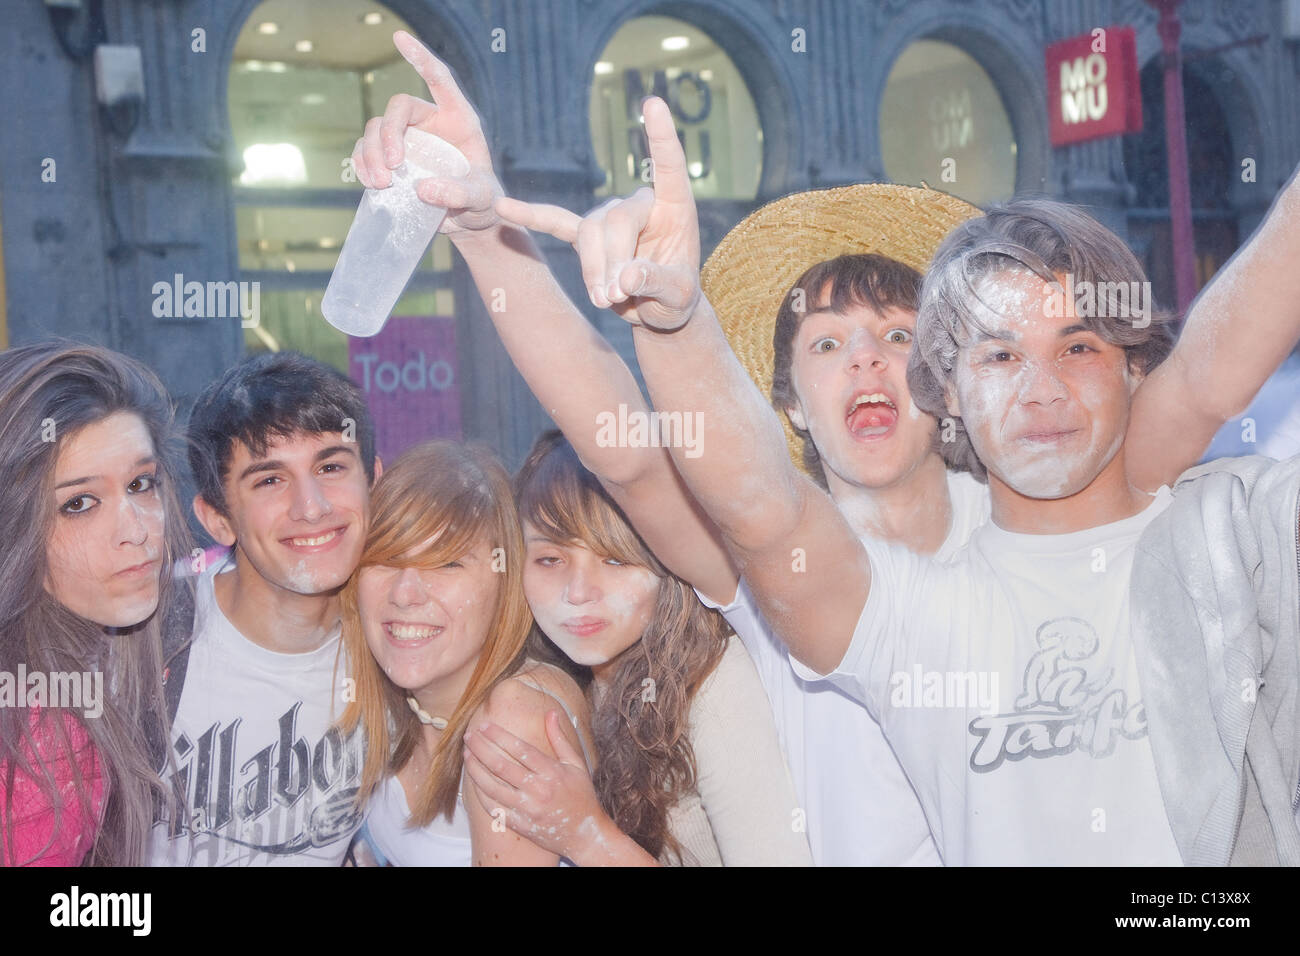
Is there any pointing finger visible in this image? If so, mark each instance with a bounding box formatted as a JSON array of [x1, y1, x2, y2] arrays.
[[495, 196, 582, 244], [394, 30, 475, 117], [642, 96, 692, 206]]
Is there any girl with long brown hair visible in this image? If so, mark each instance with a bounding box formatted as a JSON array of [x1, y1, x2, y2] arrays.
[[0, 342, 189, 866], [463, 432, 809, 866], [338, 439, 591, 866]]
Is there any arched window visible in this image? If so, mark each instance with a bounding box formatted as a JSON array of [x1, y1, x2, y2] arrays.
[[879, 39, 1017, 206], [229, 1, 455, 373], [590, 15, 762, 201]]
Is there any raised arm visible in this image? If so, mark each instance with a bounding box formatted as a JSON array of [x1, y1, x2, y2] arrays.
[[499, 99, 868, 676], [1128, 166, 1300, 489], [350, 32, 735, 603]]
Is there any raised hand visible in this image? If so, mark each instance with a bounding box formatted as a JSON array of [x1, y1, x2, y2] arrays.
[[349, 30, 503, 235], [494, 96, 702, 331]]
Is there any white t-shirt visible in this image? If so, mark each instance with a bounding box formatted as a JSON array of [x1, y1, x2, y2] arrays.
[[363, 775, 471, 867], [662, 635, 813, 866], [148, 561, 365, 867], [698, 470, 989, 866], [795, 488, 1183, 866], [362, 663, 590, 867]]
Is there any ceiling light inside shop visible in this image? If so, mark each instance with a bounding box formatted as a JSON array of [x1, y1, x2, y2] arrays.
[[240, 143, 308, 186], [661, 36, 690, 51], [688, 162, 703, 177], [257, 21, 278, 35], [301, 93, 326, 105], [363, 12, 383, 25], [594, 61, 614, 75], [295, 40, 313, 52]]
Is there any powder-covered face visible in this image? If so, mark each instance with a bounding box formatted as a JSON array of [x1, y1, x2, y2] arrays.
[[521, 521, 660, 669], [947, 268, 1139, 499], [787, 300, 940, 491], [215, 431, 370, 597], [45, 411, 166, 628], [356, 535, 499, 694]]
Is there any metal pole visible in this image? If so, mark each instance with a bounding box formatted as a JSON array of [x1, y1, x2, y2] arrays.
[[1149, 0, 1198, 315]]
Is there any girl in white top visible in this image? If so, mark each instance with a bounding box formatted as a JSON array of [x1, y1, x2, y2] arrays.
[[463, 432, 810, 866], [338, 440, 593, 867]]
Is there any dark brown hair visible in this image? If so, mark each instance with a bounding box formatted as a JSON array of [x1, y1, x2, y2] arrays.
[[514, 432, 728, 863], [0, 341, 189, 865], [771, 254, 925, 485]]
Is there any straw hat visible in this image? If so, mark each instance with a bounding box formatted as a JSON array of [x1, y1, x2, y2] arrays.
[[700, 183, 981, 475]]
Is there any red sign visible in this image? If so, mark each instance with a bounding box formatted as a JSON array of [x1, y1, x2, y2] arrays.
[[347, 316, 462, 463], [1046, 26, 1142, 147]]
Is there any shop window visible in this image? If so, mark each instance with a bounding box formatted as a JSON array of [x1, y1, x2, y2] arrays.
[[590, 15, 762, 200], [879, 39, 1016, 206], [229, 0, 455, 374]]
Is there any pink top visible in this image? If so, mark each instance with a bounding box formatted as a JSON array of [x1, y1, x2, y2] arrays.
[[1, 708, 104, 866]]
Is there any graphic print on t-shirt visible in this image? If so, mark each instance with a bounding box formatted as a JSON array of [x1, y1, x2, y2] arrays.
[[149, 562, 367, 867], [967, 614, 1150, 775], [166, 701, 365, 863]]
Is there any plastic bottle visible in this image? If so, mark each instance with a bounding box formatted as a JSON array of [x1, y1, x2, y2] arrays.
[[321, 128, 469, 337]]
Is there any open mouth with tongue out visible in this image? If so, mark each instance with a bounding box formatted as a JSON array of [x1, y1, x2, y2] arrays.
[[845, 391, 899, 440]]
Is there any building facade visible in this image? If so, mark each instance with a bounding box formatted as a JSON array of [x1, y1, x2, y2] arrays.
[[1, 0, 1297, 467]]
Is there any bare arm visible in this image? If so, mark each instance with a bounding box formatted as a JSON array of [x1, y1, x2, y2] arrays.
[[350, 32, 736, 603], [463, 679, 588, 866], [1128, 167, 1300, 489], [500, 98, 869, 675], [464, 711, 660, 866], [635, 296, 870, 676]]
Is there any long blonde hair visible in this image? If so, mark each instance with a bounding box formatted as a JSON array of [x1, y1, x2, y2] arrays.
[[339, 441, 532, 825]]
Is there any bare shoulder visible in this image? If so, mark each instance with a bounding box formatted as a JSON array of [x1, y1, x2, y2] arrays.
[[471, 662, 589, 746]]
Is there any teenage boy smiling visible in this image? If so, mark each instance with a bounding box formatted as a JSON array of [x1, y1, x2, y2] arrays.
[[149, 352, 381, 867]]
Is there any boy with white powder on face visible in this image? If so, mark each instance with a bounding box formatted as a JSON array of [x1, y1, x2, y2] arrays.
[[351, 34, 1300, 864], [148, 352, 382, 866], [495, 99, 1300, 864]]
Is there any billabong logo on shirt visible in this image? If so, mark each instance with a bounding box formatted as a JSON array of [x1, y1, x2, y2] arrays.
[[163, 701, 365, 860], [967, 617, 1146, 772]]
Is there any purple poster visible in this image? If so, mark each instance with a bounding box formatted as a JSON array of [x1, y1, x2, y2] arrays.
[[347, 316, 462, 462]]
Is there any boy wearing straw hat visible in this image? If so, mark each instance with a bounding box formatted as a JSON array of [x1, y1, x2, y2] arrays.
[[495, 96, 1300, 865]]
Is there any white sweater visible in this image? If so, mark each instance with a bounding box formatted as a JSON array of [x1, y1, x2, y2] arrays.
[[661, 635, 812, 866]]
